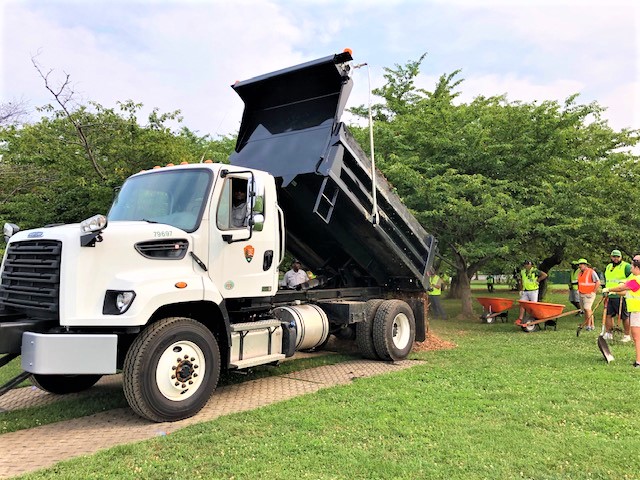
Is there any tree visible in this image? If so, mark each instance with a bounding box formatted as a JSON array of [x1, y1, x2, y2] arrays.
[[349, 56, 640, 315], [0, 101, 235, 229]]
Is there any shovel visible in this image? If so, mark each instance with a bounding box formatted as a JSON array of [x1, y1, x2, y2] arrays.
[[597, 295, 614, 363]]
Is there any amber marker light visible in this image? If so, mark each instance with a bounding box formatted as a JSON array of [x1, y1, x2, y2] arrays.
[[343, 48, 353, 55], [204, 159, 213, 163], [166, 163, 175, 167], [175, 282, 187, 289]]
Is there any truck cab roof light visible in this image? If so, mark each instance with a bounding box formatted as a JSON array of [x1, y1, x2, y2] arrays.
[[80, 214, 108, 233]]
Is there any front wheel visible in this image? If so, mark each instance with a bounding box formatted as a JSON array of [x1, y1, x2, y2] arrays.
[[372, 300, 416, 361], [123, 317, 220, 422], [31, 374, 103, 394]]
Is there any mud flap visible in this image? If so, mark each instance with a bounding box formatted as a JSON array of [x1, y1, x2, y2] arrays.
[[597, 335, 614, 363]]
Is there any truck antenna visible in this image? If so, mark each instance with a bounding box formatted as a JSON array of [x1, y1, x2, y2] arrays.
[[353, 62, 379, 226]]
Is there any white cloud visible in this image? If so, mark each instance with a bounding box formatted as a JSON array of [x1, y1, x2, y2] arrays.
[[1, 0, 638, 140]]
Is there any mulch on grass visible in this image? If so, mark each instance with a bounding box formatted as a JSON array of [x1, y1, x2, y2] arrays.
[[413, 333, 457, 352]]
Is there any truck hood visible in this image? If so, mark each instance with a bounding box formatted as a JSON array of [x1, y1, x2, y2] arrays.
[[8, 221, 189, 245]]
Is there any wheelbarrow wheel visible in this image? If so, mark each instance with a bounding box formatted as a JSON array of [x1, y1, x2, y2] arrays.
[[521, 323, 540, 333], [485, 315, 495, 324]]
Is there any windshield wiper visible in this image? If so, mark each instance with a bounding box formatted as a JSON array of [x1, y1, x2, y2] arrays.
[[141, 219, 159, 224]]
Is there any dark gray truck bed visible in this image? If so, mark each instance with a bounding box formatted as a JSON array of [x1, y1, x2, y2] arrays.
[[229, 51, 437, 292]]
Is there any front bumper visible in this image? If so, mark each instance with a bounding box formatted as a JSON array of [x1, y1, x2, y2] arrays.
[[0, 316, 57, 354]]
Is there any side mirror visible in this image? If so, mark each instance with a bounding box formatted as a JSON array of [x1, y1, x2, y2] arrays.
[[252, 214, 264, 232], [251, 177, 265, 215], [3, 223, 20, 243]]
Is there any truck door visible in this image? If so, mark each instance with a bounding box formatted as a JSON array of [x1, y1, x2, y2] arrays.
[[208, 172, 279, 298]]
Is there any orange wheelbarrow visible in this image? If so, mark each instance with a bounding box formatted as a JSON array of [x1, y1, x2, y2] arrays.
[[476, 297, 515, 324], [516, 300, 580, 332]]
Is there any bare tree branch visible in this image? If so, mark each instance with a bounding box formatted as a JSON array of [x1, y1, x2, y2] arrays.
[[31, 56, 106, 181], [0, 98, 28, 126]]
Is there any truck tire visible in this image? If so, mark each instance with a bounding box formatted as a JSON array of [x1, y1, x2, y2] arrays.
[[123, 317, 220, 422], [372, 300, 416, 361], [356, 299, 384, 359], [31, 374, 103, 394]]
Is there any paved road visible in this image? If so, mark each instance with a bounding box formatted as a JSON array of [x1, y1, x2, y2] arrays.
[[0, 358, 422, 478]]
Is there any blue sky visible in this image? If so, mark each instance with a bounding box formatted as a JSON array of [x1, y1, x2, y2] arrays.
[[2, 0, 638, 137]]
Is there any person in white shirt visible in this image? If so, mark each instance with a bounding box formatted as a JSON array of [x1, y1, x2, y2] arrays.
[[284, 259, 309, 289], [231, 188, 247, 227]]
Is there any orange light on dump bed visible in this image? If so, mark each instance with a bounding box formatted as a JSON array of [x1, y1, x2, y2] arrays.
[[343, 48, 353, 56]]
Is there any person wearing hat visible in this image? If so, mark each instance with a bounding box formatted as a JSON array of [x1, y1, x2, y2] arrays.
[[568, 260, 582, 312], [577, 258, 601, 331], [516, 260, 548, 323], [603, 249, 632, 342], [284, 259, 310, 289], [602, 258, 640, 367]]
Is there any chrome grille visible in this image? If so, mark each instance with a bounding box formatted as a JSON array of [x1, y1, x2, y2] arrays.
[[0, 240, 61, 317]]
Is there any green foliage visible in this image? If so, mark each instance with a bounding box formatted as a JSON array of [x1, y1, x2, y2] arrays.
[[0, 101, 236, 229], [9, 293, 640, 479], [350, 55, 640, 313]]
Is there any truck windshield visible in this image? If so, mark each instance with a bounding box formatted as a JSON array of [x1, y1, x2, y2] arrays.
[[108, 169, 213, 233]]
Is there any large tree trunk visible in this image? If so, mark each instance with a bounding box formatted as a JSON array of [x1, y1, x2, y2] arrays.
[[446, 250, 474, 316], [458, 272, 473, 316]]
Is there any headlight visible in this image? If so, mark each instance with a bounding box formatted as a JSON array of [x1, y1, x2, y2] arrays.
[[103, 290, 136, 315], [80, 214, 108, 233], [3, 222, 20, 241]]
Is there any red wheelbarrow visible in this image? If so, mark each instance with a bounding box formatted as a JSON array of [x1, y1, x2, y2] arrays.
[[516, 300, 580, 332], [476, 297, 515, 323]]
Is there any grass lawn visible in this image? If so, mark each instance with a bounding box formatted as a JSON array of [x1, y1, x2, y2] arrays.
[[8, 287, 640, 479]]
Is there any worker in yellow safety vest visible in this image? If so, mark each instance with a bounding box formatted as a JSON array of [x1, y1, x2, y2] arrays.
[[602, 257, 640, 368], [517, 260, 548, 323], [603, 249, 632, 342], [428, 269, 447, 320]]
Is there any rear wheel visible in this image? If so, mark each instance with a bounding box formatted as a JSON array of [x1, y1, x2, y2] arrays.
[[356, 299, 384, 359], [372, 300, 416, 361], [31, 374, 103, 394], [123, 317, 220, 422]]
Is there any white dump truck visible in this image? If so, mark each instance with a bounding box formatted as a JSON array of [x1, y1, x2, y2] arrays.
[[0, 50, 437, 422]]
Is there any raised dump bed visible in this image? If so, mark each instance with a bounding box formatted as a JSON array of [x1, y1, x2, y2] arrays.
[[229, 51, 437, 292]]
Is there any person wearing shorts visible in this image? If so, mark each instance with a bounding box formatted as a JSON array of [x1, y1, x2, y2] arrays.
[[603, 258, 640, 368], [517, 260, 547, 323], [603, 249, 632, 342], [577, 258, 600, 331]]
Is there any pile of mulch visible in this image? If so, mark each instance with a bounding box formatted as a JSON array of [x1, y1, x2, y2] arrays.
[[412, 333, 457, 352]]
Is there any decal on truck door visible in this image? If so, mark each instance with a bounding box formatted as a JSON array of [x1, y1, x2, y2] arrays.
[[244, 245, 254, 263]]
